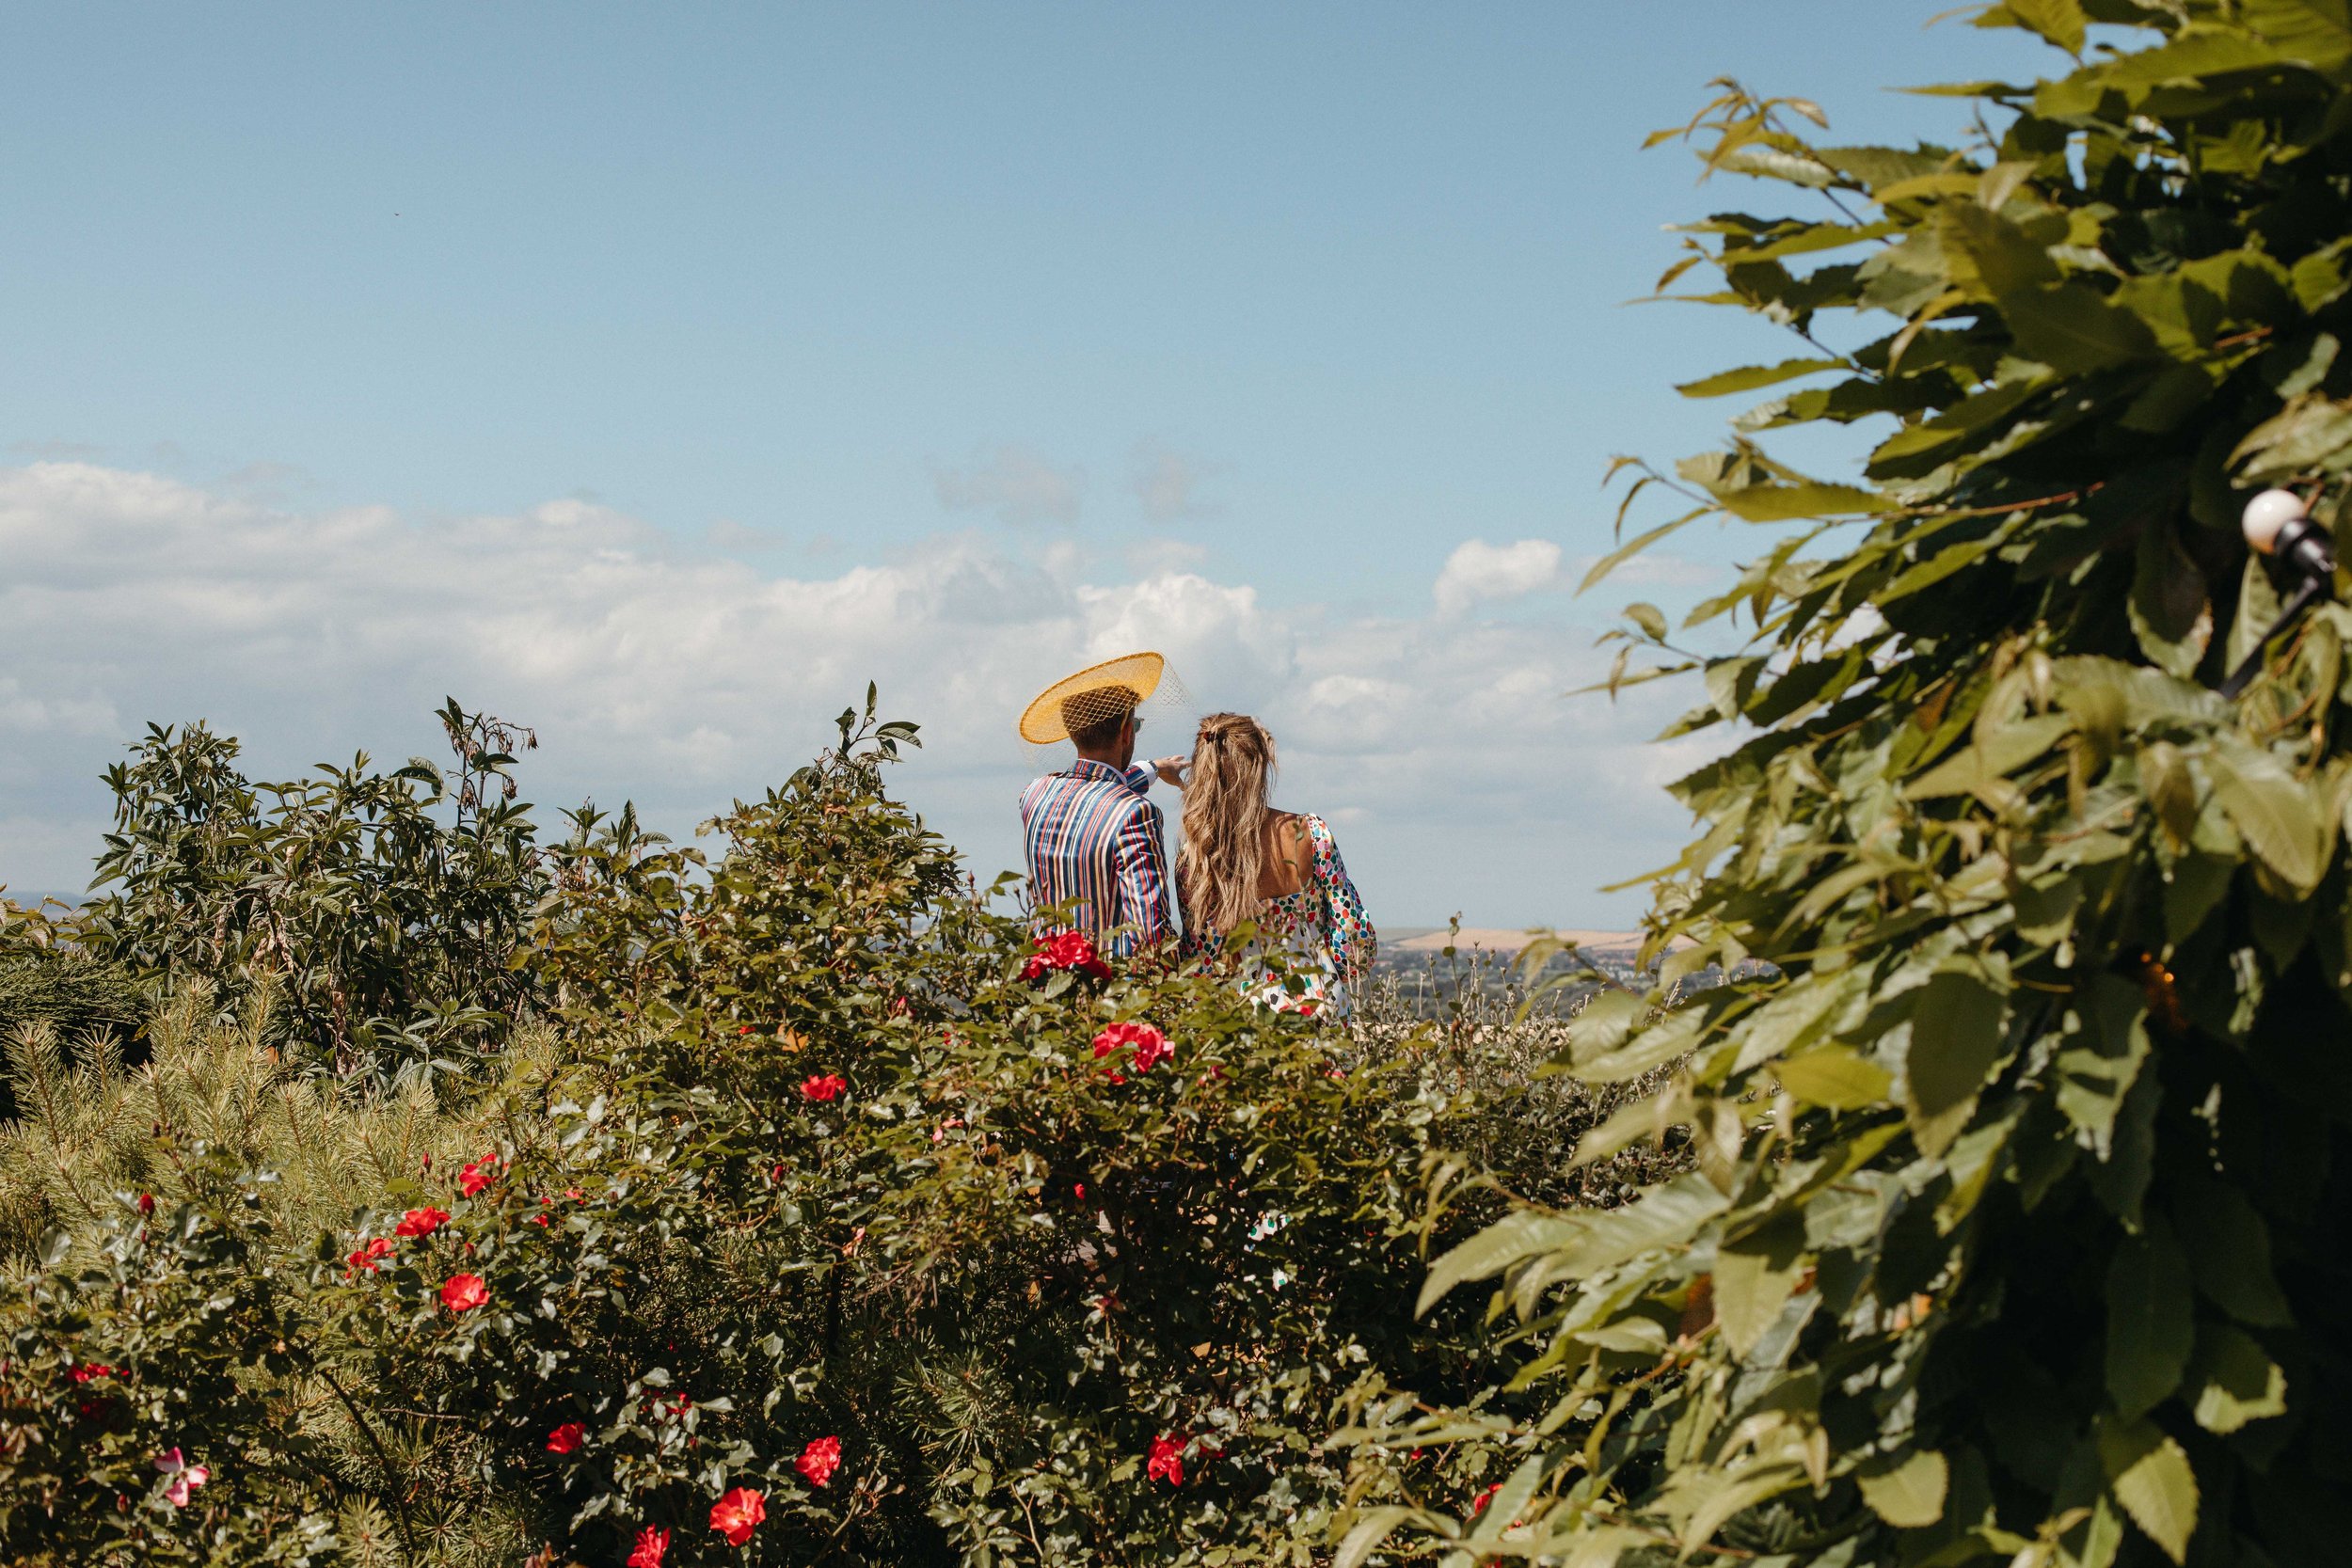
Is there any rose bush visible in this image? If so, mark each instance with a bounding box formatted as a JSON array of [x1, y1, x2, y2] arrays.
[[0, 691, 1668, 1564]]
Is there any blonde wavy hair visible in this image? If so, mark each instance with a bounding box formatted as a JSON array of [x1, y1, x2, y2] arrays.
[[1178, 713, 1278, 937]]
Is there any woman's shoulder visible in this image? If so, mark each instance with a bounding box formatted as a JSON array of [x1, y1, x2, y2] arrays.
[[1271, 810, 1335, 843]]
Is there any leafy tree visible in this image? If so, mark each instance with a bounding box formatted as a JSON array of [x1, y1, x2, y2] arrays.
[[78, 701, 548, 1074], [1345, 6, 2352, 1565]]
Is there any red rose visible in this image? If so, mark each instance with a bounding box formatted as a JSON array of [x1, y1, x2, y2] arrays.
[[457, 1156, 500, 1196], [347, 1237, 397, 1272], [546, 1421, 585, 1454], [68, 1363, 116, 1384], [797, 1433, 842, 1488], [439, 1273, 488, 1312], [1146, 1434, 1184, 1486], [136, 1193, 154, 1216], [801, 1073, 848, 1102], [708, 1486, 766, 1546], [1470, 1482, 1501, 1516], [1090, 1022, 1171, 1074], [395, 1206, 450, 1239], [626, 1525, 670, 1567], [1025, 930, 1112, 980]]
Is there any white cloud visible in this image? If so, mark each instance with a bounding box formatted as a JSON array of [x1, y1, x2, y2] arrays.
[[0, 461, 1726, 926], [1129, 440, 1216, 524], [931, 444, 1086, 526], [1434, 538, 1563, 616]]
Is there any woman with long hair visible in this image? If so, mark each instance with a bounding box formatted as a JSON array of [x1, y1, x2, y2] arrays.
[[1175, 712, 1375, 1013]]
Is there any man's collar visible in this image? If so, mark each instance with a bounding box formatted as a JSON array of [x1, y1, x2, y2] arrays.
[[1067, 757, 1145, 791]]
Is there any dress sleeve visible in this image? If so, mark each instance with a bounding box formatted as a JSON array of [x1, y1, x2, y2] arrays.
[[1304, 816, 1375, 984], [1117, 801, 1176, 947]]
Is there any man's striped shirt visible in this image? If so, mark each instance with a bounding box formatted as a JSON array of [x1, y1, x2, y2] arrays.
[[1020, 759, 1173, 955]]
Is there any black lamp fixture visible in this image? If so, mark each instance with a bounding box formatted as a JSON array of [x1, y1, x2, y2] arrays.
[[2217, 487, 2339, 699]]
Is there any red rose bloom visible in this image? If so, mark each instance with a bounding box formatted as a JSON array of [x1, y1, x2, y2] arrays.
[[346, 1237, 397, 1272], [1146, 1434, 1184, 1486], [1470, 1482, 1502, 1516], [458, 1156, 499, 1196], [136, 1193, 154, 1216], [68, 1363, 116, 1384], [708, 1486, 766, 1546], [797, 1433, 842, 1487], [546, 1421, 585, 1454], [439, 1273, 488, 1312], [626, 1526, 670, 1567], [395, 1206, 450, 1239], [801, 1073, 848, 1101], [1024, 929, 1112, 980], [1090, 1022, 1171, 1074]]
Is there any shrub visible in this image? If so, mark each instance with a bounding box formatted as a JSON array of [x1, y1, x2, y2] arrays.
[[0, 694, 1673, 1565], [1345, 9, 2352, 1567]]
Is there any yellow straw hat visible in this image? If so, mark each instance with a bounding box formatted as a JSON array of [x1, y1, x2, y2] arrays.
[[1019, 652, 1168, 744]]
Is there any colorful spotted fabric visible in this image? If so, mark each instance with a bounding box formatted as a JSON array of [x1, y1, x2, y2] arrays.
[[1020, 759, 1175, 956], [1181, 813, 1375, 1013]]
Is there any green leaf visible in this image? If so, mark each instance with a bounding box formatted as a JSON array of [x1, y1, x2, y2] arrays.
[[1903, 969, 2009, 1156], [1903, 714, 2074, 800], [1563, 990, 1646, 1065], [2206, 737, 2328, 895], [2007, 0, 2088, 55], [1856, 1448, 1949, 1529], [1943, 202, 2061, 296], [1771, 1045, 1893, 1109], [1714, 1213, 1806, 1357], [1334, 1507, 1414, 1568], [2099, 1420, 2199, 1566], [2173, 1180, 2292, 1326], [2106, 1221, 2195, 1421], [2186, 1322, 2288, 1434], [1709, 481, 1896, 523], [1625, 602, 1670, 641], [1581, 509, 1704, 594], [1676, 357, 1842, 398], [2242, 0, 2352, 71], [2233, 395, 2352, 483], [2128, 528, 2211, 679], [1545, 1172, 1731, 1279], [1417, 1211, 1586, 1316], [2000, 282, 2161, 372], [1467, 1457, 1545, 1544]]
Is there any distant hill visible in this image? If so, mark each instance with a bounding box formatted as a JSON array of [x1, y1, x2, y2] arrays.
[[1385, 927, 1647, 959]]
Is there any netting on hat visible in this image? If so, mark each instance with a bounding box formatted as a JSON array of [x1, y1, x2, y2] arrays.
[[1019, 652, 1197, 766]]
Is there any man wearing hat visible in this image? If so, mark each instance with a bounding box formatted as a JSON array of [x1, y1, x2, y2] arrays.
[[1018, 653, 1187, 957]]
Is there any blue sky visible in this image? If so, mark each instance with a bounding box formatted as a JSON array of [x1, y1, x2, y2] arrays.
[[0, 5, 2058, 925]]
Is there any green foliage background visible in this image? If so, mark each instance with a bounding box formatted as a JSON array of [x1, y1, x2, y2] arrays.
[[1343, 5, 2352, 1566]]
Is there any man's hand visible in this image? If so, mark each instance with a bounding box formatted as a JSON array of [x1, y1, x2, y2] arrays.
[[1152, 756, 1188, 786]]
